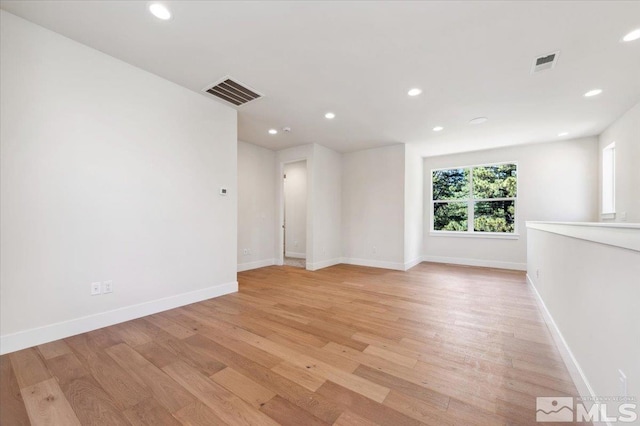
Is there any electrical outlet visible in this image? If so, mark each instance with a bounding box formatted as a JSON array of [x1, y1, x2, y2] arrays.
[[294, 240, 298, 247], [102, 280, 113, 294], [91, 282, 101, 296], [243, 248, 249, 255], [372, 246, 377, 254], [536, 269, 540, 279]]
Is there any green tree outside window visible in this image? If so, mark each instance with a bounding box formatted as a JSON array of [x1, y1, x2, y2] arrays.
[[432, 163, 517, 233]]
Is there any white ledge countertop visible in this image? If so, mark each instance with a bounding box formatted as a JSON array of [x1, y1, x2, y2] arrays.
[[526, 221, 640, 252]]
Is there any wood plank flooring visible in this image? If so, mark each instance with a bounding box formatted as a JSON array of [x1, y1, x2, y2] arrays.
[[0, 263, 586, 425]]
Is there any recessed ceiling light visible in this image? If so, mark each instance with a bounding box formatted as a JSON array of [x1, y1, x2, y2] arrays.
[[584, 89, 603, 97], [149, 3, 172, 20], [468, 117, 488, 125], [268, 129, 278, 135], [558, 132, 569, 137], [325, 112, 335, 119], [432, 126, 444, 132], [622, 28, 640, 42], [407, 88, 422, 97]]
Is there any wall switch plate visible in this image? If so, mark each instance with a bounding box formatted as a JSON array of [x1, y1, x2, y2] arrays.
[[102, 280, 113, 294], [91, 282, 101, 296]]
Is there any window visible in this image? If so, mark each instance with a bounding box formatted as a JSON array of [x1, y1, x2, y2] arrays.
[[602, 142, 616, 218], [431, 163, 517, 234]]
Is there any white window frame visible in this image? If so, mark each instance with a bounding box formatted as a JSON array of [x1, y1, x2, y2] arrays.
[[601, 142, 616, 219], [430, 161, 519, 239]]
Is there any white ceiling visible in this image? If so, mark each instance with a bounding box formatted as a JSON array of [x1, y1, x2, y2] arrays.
[[2, 1, 639, 155]]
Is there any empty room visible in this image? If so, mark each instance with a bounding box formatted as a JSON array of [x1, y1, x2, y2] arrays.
[[1, 1, 639, 425]]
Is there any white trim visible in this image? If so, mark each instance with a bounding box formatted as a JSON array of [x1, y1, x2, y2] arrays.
[[306, 257, 341, 271], [526, 274, 596, 403], [237, 258, 276, 272], [526, 221, 640, 252], [422, 255, 526, 271], [433, 197, 517, 203], [431, 160, 519, 172], [0, 281, 238, 355], [341, 257, 406, 271], [403, 257, 423, 271], [429, 231, 519, 240], [284, 251, 306, 259], [277, 156, 311, 269], [526, 221, 640, 229], [600, 212, 615, 220]]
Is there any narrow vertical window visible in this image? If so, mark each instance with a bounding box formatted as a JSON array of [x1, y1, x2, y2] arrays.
[[602, 142, 615, 217]]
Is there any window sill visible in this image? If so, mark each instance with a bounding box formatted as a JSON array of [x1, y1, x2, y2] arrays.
[[429, 231, 519, 240], [601, 212, 616, 220]]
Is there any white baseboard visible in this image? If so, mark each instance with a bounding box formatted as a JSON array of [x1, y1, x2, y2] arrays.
[[284, 251, 306, 259], [526, 274, 595, 403], [403, 257, 423, 271], [422, 255, 526, 271], [0, 281, 238, 355], [341, 257, 405, 271], [237, 258, 276, 272], [306, 257, 341, 271]]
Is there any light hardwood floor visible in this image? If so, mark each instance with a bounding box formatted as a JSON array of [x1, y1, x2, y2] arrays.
[[0, 263, 586, 425]]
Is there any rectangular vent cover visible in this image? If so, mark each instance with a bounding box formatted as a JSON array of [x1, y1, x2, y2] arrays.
[[203, 77, 263, 107], [531, 51, 560, 74]]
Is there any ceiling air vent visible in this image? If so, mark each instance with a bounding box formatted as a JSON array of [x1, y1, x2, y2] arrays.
[[531, 51, 560, 74], [203, 77, 263, 107]]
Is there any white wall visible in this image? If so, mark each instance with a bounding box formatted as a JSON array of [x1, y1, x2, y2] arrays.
[[0, 11, 238, 354], [237, 141, 276, 271], [284, 160, 307, 258], [599, 101, 640, 223], [310, 144, 342, 270], [423, 137, 599, 270], [243, 142, 411, 272], [404, 144, 423, 269], [342, 145, 406, 270], [527, 223, 640, 413]]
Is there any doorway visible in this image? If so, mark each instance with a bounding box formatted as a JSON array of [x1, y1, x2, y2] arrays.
[[283, 160, 307, 268]]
